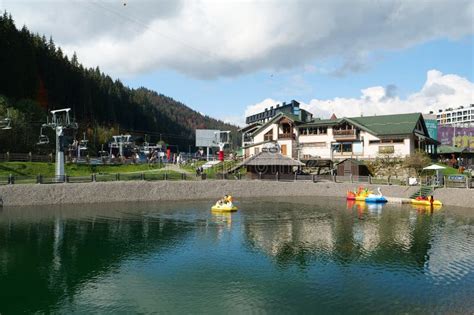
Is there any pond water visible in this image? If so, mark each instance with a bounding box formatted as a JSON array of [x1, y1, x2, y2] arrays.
[[1, 197, 474, 314]]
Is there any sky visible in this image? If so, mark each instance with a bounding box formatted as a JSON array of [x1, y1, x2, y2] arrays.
[[2, 0, 473, 126]]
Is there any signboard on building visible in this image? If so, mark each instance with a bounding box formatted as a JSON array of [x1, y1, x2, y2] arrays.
[[195, 129, 220, 147], [437, 126, 474, 151], [379, 146, 394, 154], [425, 119, 438, 140]]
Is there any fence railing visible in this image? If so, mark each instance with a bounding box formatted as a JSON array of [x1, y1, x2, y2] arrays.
[[0, 152, 54, 163], [0, 172, 471, 189]]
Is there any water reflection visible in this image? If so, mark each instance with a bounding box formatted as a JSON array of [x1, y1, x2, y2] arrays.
[[243, 199, 437, 268], [0, 202, 193, 314], [0, 198, 473, 313]]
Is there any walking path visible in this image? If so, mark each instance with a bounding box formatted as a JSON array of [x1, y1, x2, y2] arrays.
[[163, 163, 194, 174]]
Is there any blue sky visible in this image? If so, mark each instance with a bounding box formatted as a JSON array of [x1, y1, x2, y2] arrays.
[[124, 35, 473, 121], [3, 0, 473, 124]]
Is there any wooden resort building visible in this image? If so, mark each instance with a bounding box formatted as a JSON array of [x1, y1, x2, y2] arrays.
[[335, 158, 371, 177], [241, 104, 439, 162], [239, 148, 304, 180]]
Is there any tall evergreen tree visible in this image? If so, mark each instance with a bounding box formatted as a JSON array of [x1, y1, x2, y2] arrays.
[[0, 11, 239, 153]]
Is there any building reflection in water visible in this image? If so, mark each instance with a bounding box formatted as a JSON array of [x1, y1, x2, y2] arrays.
[[0, 198, 473, 313], [242, 199, 451, 269]]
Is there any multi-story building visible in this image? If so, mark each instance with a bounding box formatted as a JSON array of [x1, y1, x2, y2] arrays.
[[433, 104, 474, 126], [242, 106, 438, 160], [240, 100, 313, 148]]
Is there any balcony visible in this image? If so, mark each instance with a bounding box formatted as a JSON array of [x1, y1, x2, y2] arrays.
[[278, 133, 296, 140], [333, 129, 357, 140]]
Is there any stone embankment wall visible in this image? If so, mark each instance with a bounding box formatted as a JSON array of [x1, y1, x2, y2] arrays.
[[0, 180, 471, 208]]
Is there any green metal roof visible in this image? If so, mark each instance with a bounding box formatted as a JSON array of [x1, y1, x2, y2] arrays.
[[298, 118, 343, 128], [347, 113, 425, 136], [437, 145, 468, 154], [334, 158, 367, 166], [298, 113, 428, 137]]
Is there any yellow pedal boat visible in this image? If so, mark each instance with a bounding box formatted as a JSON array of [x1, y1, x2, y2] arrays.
[[410, 199, 442, 206], [211, 204, 238, 212]]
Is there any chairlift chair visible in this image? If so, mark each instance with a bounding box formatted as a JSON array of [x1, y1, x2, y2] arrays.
[[79, 139, 88, 150], [1, 117, 11, 130], [37, 127, 49, 145]]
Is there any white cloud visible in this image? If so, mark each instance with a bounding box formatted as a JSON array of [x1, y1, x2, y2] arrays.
[[245, 98, 281, 118], [245, 70, 474, 120], [2, 0, 473, 78], [219, 115, 246, 128]]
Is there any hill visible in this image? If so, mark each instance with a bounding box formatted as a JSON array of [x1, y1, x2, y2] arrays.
[[0, 12, 238, 154]]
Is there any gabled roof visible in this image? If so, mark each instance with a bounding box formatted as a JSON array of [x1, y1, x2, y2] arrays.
[[238, 122, 262, 133], [297, 113, 430, 137], [347, 113, 428, 136], [298, 118, 343, 128], [241, 151, 304, 166], [249, 112, 301, 137], [334, 158, 367, 166]]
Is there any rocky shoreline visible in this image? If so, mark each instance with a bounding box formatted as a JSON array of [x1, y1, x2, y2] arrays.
[[0, 180, 472, 208]]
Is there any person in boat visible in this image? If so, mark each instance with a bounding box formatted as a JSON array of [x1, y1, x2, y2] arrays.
[[217, 195, 228, 206], [217, 195, 233, 207], [225, 195, 233, 206]]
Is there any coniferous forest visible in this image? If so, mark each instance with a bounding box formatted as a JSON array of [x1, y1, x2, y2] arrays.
[[0, 12, 238, 154]]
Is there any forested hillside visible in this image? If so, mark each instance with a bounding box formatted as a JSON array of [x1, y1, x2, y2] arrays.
[[0, 12, 238, 154]]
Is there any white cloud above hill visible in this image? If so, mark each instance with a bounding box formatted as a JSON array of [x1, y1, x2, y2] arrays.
[[2, 0, 473, 78], [245, 70, 474, 119]]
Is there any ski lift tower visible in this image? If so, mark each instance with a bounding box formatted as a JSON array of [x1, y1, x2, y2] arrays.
[[42, 108, 77, 181], [110, 134, 132, 158]]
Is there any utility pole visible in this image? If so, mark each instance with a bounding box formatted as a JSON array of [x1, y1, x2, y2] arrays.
[[452, 123, 457, 147], [215, 131, 231, 176]]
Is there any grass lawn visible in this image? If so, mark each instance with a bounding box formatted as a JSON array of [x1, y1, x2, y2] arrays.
[[434, 163, 469, 176], [181, 160, 244, 177], [0, 162, 164, 177]]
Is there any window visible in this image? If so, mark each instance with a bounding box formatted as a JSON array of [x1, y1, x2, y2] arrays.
[[369, 139, 404, 144], [301, 142, 326, 147], [264, 130, 273, 141], [342, 143, 352, 152], [332, 143, 352, 153]]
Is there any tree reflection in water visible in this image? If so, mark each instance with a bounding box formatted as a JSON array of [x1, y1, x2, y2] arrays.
[[0, 202, 193, 314]]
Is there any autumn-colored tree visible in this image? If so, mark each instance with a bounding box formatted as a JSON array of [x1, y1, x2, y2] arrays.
[[404, 150, 431, 175]]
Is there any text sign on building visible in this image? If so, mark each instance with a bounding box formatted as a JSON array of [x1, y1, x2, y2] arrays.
[[448, 175, 465, 182], [195, 129, 220, 147], [379, 146, 394, 154], [425, 119, 438, 141], [437, 126, 474, 151]]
